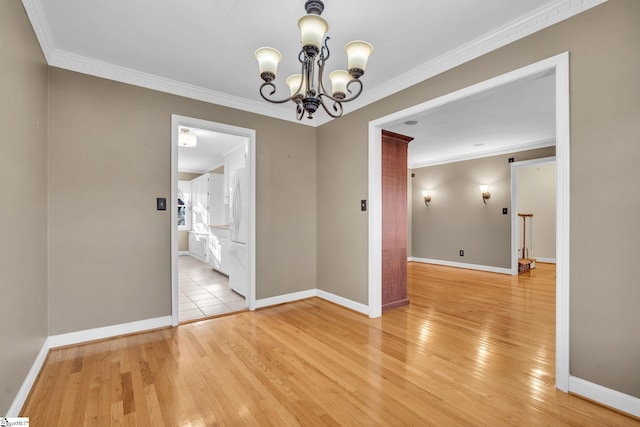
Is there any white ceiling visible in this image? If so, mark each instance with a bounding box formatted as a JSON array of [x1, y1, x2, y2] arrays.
[[386, 71, 556, 168], [178, 128, 247, 174], [22, 0, 601, 163]]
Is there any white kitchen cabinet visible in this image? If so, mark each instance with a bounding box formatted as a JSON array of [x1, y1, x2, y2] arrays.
[[209, 173, 225, 225], [188, 231, 208, 262], [224, 144, 246, 205], [190, 173, 210, 233], [209, 227, 229, 275]]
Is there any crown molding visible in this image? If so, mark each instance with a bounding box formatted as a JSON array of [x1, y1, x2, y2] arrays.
[[49, 50, 306, 124], [22, 0, 605, 127], [21, 0, 55, 63], [20, 0, 310, 125], [314, 0, 606, 126], [409, 138, 557, 169]]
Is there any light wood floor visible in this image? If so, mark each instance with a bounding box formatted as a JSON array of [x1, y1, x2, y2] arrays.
[[22, 263, 639, 426]]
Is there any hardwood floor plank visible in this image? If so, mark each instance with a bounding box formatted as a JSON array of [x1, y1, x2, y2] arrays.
[[21, 263, 639, 426]]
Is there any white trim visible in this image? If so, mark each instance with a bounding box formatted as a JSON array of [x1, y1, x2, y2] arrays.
[[253, 289, 370, 315], [253, 290, 317, 310], [331, 1, 605, 126], [368, 121, 383, 319], [178, 251, 190, 256], [410, 139, 556, 169], [409, 257, 512, 275], [555, 53, 571, 393], [510, 156, 557, 275], [569, 376, 640, 418], [369, 53, 571, 394], [316, 290, 369, 316], [22, 0, 604, 125], [171, 115, 257, 324], [7, 338, 51, 417], [20, 0, 54, 63], [535, 257, 556, 264], [48, 316, 172, 348]]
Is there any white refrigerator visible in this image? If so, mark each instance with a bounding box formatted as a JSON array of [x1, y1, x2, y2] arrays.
[[228, 167, 249, 297]]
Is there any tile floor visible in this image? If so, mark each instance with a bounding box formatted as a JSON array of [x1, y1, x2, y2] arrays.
[[179, 255, 246, 322]]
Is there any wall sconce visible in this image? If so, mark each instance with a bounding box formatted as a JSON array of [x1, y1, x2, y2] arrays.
[[480, 185, 490, 204], [422, 190, 431, 207]]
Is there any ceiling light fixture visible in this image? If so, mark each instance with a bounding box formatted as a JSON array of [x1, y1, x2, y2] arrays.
[[178, 128, 197, 147], [254, 0, 373, 120]]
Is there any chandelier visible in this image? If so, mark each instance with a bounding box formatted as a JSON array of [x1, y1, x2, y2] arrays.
[[254, 0, 373, 120]]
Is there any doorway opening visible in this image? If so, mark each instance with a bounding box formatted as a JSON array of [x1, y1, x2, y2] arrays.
[[368, 52, 570, 391], [511, 157, 557, 274], [171, 115, 256, 325]]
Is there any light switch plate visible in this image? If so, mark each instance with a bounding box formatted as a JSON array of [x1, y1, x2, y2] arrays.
[[157, 198, 167, 211]]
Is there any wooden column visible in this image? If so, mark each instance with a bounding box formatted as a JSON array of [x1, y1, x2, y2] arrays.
[[381, 129, 413, 312]]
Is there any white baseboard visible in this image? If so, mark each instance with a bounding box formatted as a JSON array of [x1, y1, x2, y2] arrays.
[[7, 337, 51, 417], [48, 316, 173, 348], [316, 290, 369, 315], [569, 376, 640, 418], [253, 289, 317, 309], [409, 257, 512, 275], [178, 251, 190, 256], [535, 257, 556, 264], [253, 289, 370, 316]]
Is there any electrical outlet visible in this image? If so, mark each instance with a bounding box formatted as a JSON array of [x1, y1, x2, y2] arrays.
[[459, 250, 464, 256], [503, 208, 508, 214]]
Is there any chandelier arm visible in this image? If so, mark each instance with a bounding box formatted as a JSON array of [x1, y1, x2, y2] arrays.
[[296, 103, 305, 120], [259, 82, 297, 104], [341, 79, 364, 102], [320, 36, 331, 64], [317, 95, 344, 119], [317, 79, 364, 105], [290, 56, 308, 99], [316, 37, 331, 97]]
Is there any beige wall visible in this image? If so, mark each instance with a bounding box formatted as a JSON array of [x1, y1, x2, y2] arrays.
[[517, 162, 556, 260], [317, 0, 640, 398], [178, 231, 189, 252], [0, 0, 49, 413], [4, 0, 639, 412], [47, 68, 317, 334], [178, 172, 200, 181], [411, 148, 555, 268]]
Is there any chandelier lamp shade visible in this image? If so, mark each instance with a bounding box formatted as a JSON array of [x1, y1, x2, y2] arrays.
[[254, 0, 374, 120]]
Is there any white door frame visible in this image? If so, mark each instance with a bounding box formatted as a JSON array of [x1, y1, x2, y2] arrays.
[[367, 52, 570, 392], [170, 114, 257, 326], [510, 156, 557, 275]]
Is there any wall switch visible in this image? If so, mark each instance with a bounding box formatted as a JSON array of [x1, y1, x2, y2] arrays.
[[459, 250, 464, 256], [503, 208, 508, 214], [361, 200, 367, 211], [157, 197, 167, 211]]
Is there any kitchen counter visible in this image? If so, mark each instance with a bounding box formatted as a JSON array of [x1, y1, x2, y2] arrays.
[[209, 224, 231, 230]]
